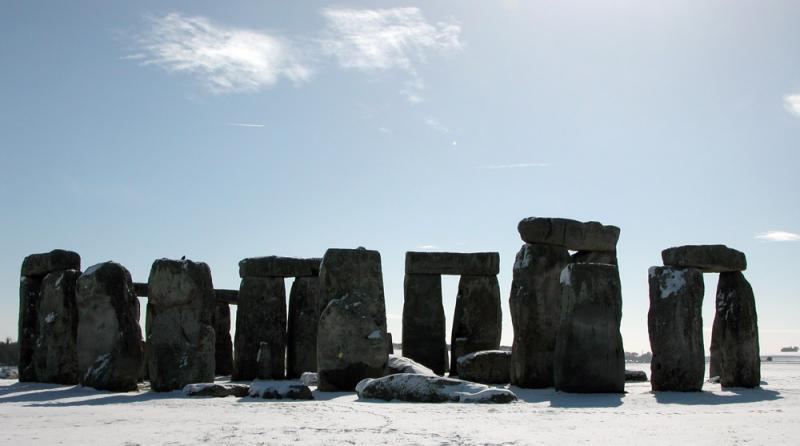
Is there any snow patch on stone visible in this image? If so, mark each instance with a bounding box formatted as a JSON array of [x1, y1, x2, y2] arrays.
[[367, 330, 382, 340], [659, 268, 686, 299], [560, 264, 573, 285], [387, 355, 436, 376], [456, 350, 507, 365], [300, 372, 318, 386], [356, 373, 517, 403], [44, 312, 57, 323]]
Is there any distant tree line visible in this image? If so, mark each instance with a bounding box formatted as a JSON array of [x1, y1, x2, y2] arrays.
[[0, 338, 19, 366], [625, 351, 652, 363]]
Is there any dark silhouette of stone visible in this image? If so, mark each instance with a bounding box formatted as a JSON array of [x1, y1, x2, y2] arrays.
[[457, 350, 511, 384], [662, 245, 746, 273], [517, 218, 620, 251], [449, 275, 502, 376], [647, 266, 705, 391], [77, 262, 144, 392], [386, 332, 394, 354], [18, 276, 42, 382], [33, 270, 80, 384], [239, 256, 321, 278], [356, 373, 518, 403], [405, 252, 500, 275], [509, 243, 571, 388], [256, 341, 272, 379], [249, 381, 314, 400], [214, 302, 233, 376], [183, 382, 249, 397], [554, 263, 624, 393], [711, 272, 760, 388], [287, 276, 320, 379], [571, 250, 618, 266], [625, 370, 648, 382], [233, 277, 286, 380], [146, 259, 216, 392], [21, 249, 81, 278], [402, 273, 447, 375]]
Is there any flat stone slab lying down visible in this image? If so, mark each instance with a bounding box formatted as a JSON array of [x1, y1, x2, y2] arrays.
[[405, 252, 500, 275], [183, 383, 250, 398], [661, 245, 746, 272], [356, 373, 517, 403], [249, 380, 314, 400], [239, 256, 322, 278], [517, 218, 620, 251]]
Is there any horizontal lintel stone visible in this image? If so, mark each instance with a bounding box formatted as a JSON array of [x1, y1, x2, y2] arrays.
[[21, 249, 81, 278], [239, 256, 322, 278], [517, 217, 620, 251], [661, 245, 746, 272], [405, 252, 500, 275]]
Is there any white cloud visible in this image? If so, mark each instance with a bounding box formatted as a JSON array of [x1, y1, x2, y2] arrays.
[[424, 115, 449, 133], [416, 244, 437, 250], [320, 7, 461, 102], [477, 163, 551, 169], [785, 94, 800, 117], [133, 12, 311, 93], [755, 231, 800, 242], [227, 123, 264, 128]]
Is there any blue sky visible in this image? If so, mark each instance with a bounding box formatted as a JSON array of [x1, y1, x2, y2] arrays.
[[1, 1, 798, 353]]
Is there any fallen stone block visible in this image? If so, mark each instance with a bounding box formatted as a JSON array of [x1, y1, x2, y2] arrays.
[[356, 373, 517, 403], [387, 354, 437, 376], [183, 382, 250, 397], [249, 380, 314, 400]]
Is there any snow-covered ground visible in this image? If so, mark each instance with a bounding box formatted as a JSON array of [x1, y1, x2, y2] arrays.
[[1, 362, 797, 445]]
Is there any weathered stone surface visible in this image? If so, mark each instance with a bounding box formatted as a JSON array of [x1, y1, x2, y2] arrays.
[[554, 263, 625, 393], [233, 277, 286, 381], [571, 250, 618, 266], [33, 270, 80, 384], [239, 256, 321, 278], [317, 248, 388, 391], [402, 274, 447, 375], [300, 371, 319, 386], [256, 341, 272, 380], [647, 266, 705, 392], [18, 276, 42, 382], [249, 380, 314, 399], [21, 249, 81, 278], [318, 292, 388, 391], [449, 275, 502, 376], [386, 332, 394, 355], [146, 259, 216, 392], [214, 289, 239, 304], [626, 370, 648, 382], [287, 276, 320, 379], [405, 252, 500, 276], [214, 302, 233, 376], [509, 243, 571, 388], [711, 272, 760, 388], [457, 350, 511, 384], [517, 218, 620, 251], [387, 354, 436, 376], [132, 282, 148, 297], [77, 262, 144, 392], [183, 382, 250, 397], [662, 245, 746, 273], [356, 373, 517, 403]]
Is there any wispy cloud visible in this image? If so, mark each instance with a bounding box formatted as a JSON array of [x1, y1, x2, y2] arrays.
[[416, 244, 437, 250], [320, 7, 461, 102], [133, 12, 311, 93], [424, 115, 449, 133], [477, 163, 551, 169], [756, 231, 800, 242], [227, 122, 265, 128], [785, 94, 800, 117]]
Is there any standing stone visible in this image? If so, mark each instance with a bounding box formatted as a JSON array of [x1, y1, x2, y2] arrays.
[[449, 275, 502, 376], [233, 277, 286, 380], [256, 341, 272, 379], [712, 272, 760, 388], [386, 332, 394, 355], [214, 302, 233, 376], [647, 266, 705, 391], [147, 259, 216, 391], [33, 270, 80, 384], [76, 262, 143, 391], [402, 274, 448, 375], [509, 243, 571, 388], [18, 277, 42, 382], [457, 350, 512, 384], [287, 276, 320, 379], [317, 248, 388, 391], [554, 263, 625, 393]]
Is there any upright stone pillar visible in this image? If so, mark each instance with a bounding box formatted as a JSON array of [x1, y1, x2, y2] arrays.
[[233, 277, 286, 380], [647, 266, 705, 391], [317, 248, 388, 391], [76, 262, 143, 391], [449, 275, 502, 376], [402, 273, 447, 375], [712, 272, 760, 388], [554, 263, 624, 393], [33, 270, 80, 384], [287, 276, 320, 378], [18, 249, 81, 382], [214, 303, 233, 376], [147, 259, 216, 391], [509, 243, 571, 388]]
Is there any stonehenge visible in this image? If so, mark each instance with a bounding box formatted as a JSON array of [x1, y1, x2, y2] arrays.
[[317, 248, 388, 391], [402, 251, 501, 376], [234, 256, 321, 381], [648, 244, 760, 389]]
